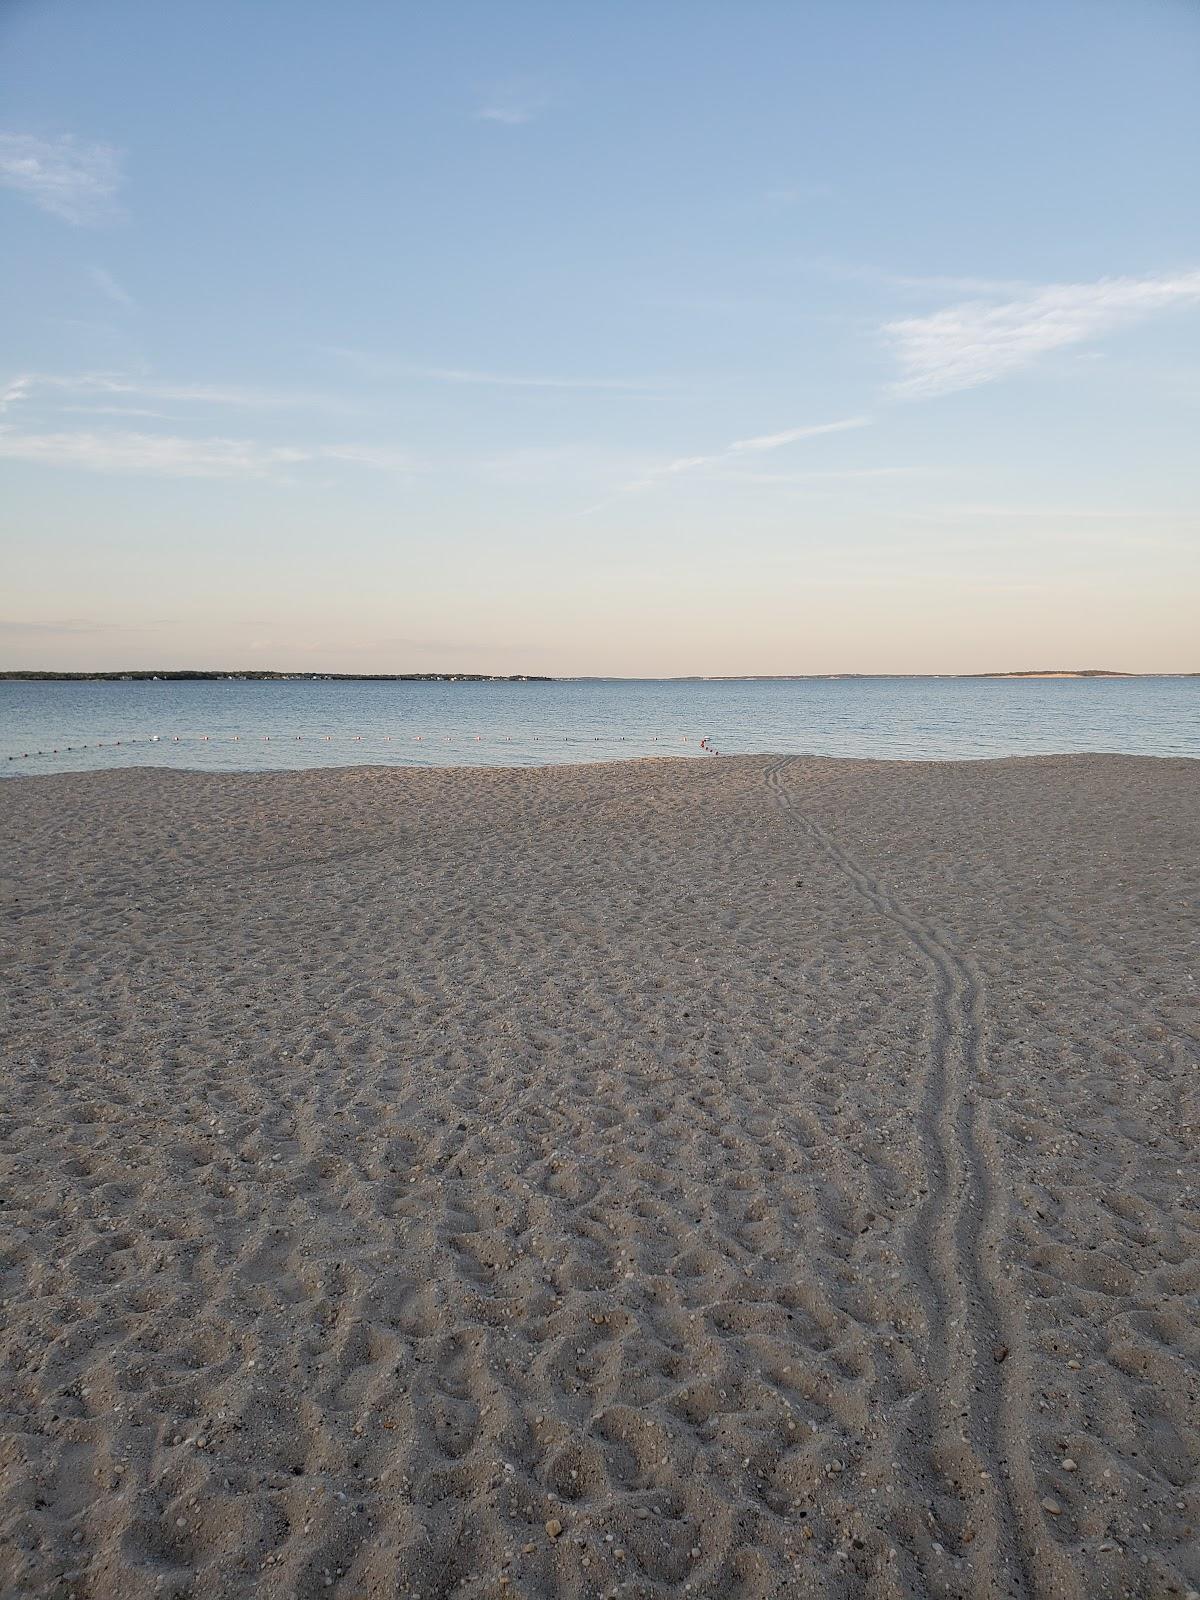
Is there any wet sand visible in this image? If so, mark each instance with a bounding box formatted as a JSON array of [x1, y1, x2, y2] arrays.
[[2, 755, 1198, 1599]]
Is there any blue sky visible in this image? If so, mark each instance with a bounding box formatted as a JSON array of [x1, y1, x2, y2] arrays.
[[2, 0, 1198, 674]]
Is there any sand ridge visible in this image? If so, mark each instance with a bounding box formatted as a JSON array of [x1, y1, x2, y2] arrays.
[[1, 754, 1198, 1599]]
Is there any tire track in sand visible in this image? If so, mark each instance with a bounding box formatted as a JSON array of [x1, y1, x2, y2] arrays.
[[763, 757, 1063, 1600]]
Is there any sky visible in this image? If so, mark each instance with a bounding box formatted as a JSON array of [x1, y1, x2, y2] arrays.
[[2, 0, 1198, 676]]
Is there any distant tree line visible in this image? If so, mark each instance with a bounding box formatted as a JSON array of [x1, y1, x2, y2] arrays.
[[0, 670, 554, 682]]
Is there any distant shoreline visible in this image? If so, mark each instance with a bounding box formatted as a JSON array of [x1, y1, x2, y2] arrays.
[[0, 671, 554, 683], [3, 669, 1195, 684]]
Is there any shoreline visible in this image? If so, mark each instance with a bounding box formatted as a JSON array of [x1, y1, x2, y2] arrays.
[[6, 745, 1200, 785], [4, 669, 1198, 682]]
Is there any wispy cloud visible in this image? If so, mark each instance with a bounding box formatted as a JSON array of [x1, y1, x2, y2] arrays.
[[905, 503, 1197, 522], [579, 415, 871, 514], [0, 617, 117, 637], [0, 132, 123, 224], [886, 271, 1200, 398], [476, 83, 545, 125], [1, 370, 334, 415], [713, 465, 935, 486], [89, 266, 135, 309], [884, 273, 1029, 295], [0, 428, 413, 480], [729, 421, 868, 454], [0, 376, 35, 414], [649, 416, 871, 484], [313, 442, 414, 471], [478, 104, 535, 125], [322, 347, 658, 392], [60, 405, 179, 419], [414, 365, 658, 391], [801, 257, 1029, 296]]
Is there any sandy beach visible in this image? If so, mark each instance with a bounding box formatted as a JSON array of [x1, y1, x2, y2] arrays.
[[1, 754, 1198, 1600]]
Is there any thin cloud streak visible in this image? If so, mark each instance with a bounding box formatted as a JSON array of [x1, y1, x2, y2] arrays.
[[0, 617, 118, 637], [801, 257, 1029, 295], [1, 371, 336, 415], [89, 267, 135, 309], [713, 465, 936, 485], [579, 415, 871, 514], [413, 365, 660, 392], [0, 132, 123, 224], [0, 429, 414, 480], [656, 416, 871, 481], [886, 271, 1200, 398], [475, 83, 546, 125], [727, 420, 868, 454], [477, 105, 536, 125], [322, 348, 662, 392], [905, 503, 1197, 521]]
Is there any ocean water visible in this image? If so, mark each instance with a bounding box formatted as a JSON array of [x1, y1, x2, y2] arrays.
[[1, 676, 1198, 776]]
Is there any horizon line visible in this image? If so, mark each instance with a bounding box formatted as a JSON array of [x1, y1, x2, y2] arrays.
[[3, 667, 1197, 682]]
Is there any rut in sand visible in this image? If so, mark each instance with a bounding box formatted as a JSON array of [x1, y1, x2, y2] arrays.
[[763, 756, 1071, 1600]]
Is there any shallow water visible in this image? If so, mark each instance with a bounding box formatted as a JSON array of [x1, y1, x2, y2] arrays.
[[2, 675, 1198, 776]]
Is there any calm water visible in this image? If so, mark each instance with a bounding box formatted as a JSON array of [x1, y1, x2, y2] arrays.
[[2, 677, 1198, 776]]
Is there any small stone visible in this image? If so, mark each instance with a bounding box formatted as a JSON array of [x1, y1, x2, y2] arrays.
[[545, 1518, 563, 1540], [1061, 1458, 1077, 1472], [992, 1344, 1008, 1363], [1041, 1497, 1062, 1516]]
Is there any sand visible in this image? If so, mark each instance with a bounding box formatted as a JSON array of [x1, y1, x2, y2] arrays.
[[1, 754, 1198, 1600]]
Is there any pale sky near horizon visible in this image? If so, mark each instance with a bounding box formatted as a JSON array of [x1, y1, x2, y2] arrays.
[[2, 0, 1198, 676]]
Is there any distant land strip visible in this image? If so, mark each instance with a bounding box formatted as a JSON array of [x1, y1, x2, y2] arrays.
[[646, 669, 1194, 681], [2, 669, 1196, 683], [0, 670, 554, 683]]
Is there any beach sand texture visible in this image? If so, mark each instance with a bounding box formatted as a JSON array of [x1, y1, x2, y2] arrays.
[[2, 754, 1198, 1600]]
